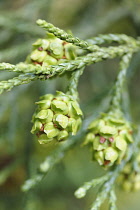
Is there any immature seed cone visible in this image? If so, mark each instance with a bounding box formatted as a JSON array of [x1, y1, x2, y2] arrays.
[[117, 154, 140, 192], [84, 110, 133, 168], [26, 33, 77, 66], [31, 91, 83, 144]]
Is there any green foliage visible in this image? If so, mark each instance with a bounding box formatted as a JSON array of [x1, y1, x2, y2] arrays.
[[1, 1, 140, 210]]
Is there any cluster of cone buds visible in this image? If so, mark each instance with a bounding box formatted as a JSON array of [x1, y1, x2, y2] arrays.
[[117, 154, 140, 192], [84, 111, 133, 168], [26, 33, 77, 66], [31, 91, 83, 144]]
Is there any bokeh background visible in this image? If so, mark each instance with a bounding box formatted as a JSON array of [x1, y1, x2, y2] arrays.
[[0, 0, 140, 209]]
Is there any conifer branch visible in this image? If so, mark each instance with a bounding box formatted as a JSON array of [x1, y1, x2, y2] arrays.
[[36, 19, 99, 52], [0, 73, 43, 94], [110, 53, 133, 111], [87, 34, 137, 46]]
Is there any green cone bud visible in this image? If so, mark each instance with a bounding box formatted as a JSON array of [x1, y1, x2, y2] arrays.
[[31, 91, 83, 144], [40, 94, 54, 100], [43, 55, 57, 66], [35, 100, 51, 109], [32, 39, 42, 46], [68, 118, 76, 132], [51, 100, 68, 115], [38, 134, 53, 144], [41, 39, 49, 50], [49, 41, 63, 58], [68, 101, 83, 118], [35, 109, 53, 120], [30, 50, 47, 62], [57, 130, 68, 141], [100, 126, 117, 135], [104, 147, 118, 163], [64, 43, 76, 60], [84, 110, 134, 168], [94, 151, 104, 165], [115, 137, 127, 151], [93, 136, 108, 151], [26, 33, 77, 66], [44, 122, 59, 138], [54, 114, 69, 129], [72, 118, 82, 135], [31, 120, 42, 134]]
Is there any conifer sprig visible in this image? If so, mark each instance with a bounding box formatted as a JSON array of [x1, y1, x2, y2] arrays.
[[0, 43, 140, 95], [36, 19, 99, 52], [110, 53, 132, 111], [66, 67, 84, 100], [87, 34, 137, 46], [0, 73, 43, 94], [1, 19, 140, 210], [0, 44, 140, 77]]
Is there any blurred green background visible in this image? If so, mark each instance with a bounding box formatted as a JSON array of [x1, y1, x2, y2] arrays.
[[0, 0, 140, 209]]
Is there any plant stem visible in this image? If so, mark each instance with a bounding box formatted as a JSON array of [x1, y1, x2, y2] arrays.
[[66, 67, 84, 100], [110, 53, 132, 111]]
